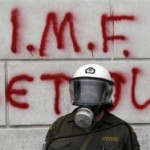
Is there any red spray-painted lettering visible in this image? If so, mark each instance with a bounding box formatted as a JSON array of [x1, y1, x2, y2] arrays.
[[39, 12, 81, 56], [6, 74, 34, 109], [6, 68, 150, 114], [110, 72, 126, 111], [11, 8, 20, 53], [101, 14, 135, 53], [131, 68, 150, 109], [10, 8, 136, 57], [40, 73, 71, 114]]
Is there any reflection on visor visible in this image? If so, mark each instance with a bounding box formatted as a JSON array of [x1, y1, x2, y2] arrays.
[[70, 78, 109, 106]]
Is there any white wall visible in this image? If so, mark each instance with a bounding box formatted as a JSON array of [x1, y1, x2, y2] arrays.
[[0, 0, 150, 149]]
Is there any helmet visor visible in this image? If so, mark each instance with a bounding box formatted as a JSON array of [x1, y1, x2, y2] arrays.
[[69, 78, 110, 106]]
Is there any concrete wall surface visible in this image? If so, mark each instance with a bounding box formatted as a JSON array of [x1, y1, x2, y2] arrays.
[[0, 0, 150, 149]]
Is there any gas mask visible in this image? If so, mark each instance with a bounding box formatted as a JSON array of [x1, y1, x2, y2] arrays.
[[69, 77, 113, 128], [74, 106, 103, 128]]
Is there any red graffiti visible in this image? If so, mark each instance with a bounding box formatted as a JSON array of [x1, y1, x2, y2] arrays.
[[88, 42, 96, 51], [11, 8, 20, 53], [6, 74, 34, 109], [10, 8, 137, 57], [39, 12, 81, 56], [131, 68, 150, 109], [123, 50, 130, 57], [110, 72, 126, 111], [26, 44, 36, 55], [40, 73, 71, 114], [101, 14, 135, 53], [5, 67, 150, 114]]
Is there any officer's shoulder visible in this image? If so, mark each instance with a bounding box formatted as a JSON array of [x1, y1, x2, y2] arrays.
[[52, 112, 73, 127], [108, 113, 130, 126], [107, 112, 135, 133]]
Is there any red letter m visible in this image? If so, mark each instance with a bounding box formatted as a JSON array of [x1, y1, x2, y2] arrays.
[[39, 12, 80, 56]]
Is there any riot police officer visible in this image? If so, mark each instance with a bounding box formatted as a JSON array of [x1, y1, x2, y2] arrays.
[[44, 64, 140, 150]]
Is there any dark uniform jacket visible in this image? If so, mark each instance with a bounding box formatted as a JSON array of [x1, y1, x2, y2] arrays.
[[44, 110, 140, 150]]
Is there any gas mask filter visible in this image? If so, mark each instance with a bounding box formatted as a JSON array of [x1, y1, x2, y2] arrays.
[[74, 107, 94, 128]]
